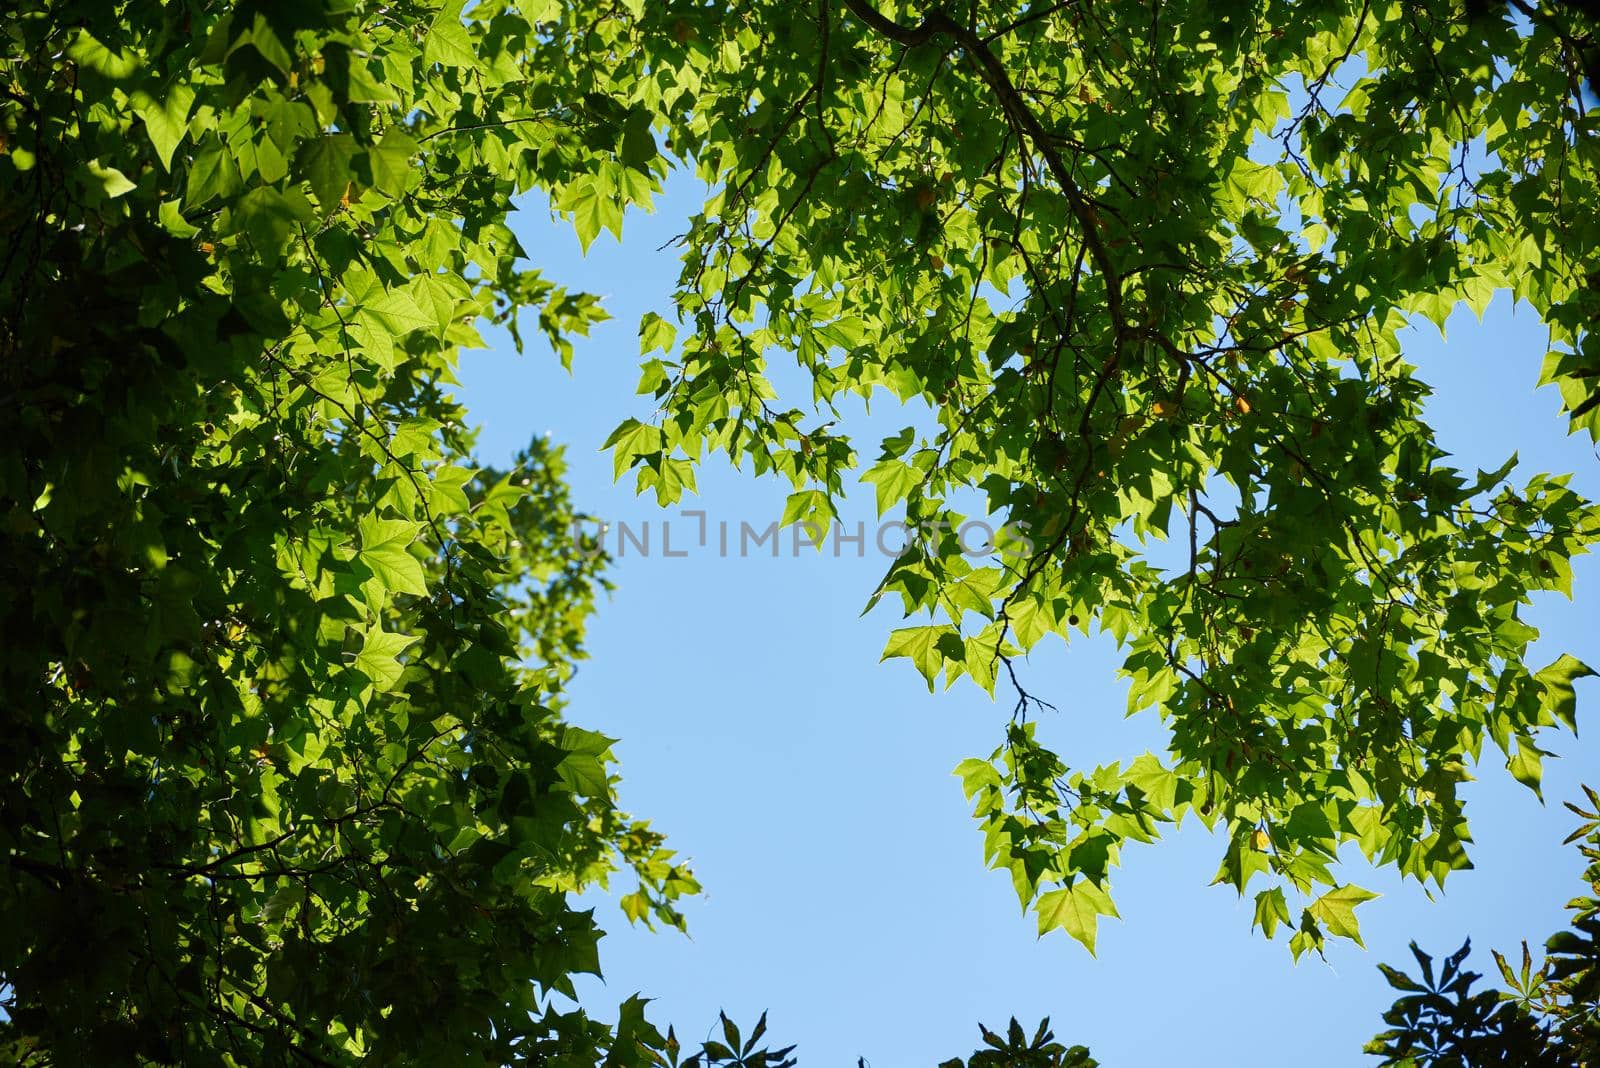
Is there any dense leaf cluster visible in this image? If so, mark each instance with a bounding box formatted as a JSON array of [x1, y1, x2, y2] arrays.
[[1367, 787, 1600, 1065], [549, 0, 1600, 953], [4, 0, 1600, 1062], [936, 1018, 1097, 1068], [0, 1, 692, 1062]]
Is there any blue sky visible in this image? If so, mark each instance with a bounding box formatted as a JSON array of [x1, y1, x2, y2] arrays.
[[457, 177, 1599, 1065]]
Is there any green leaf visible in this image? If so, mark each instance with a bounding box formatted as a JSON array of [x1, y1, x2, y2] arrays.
[[954, 757, 1000, 798], [556, 753, 609, 796], [638, 455, 695, 505], [639, 311, 677, 355], [345, 56, 398, 104], [86, 160, 136, 199], [230, 186, 311, 249], [233, 13, 294, 76], [1253, 887, 1291, 939], [423, 2, 477, 68], [882, 625, 948, 690], [1308, 884, 1379, 946], [780, 488, 831, 536], [358, 517, 428, 597], [558, 175, 623, 252], [603, 418, 661, 479], [367, 127, 419, 197], [1035, 880, 1119, 954], [1534, 653, 1595, 732], [158, 200, 199, 238], [1213, 828, 1272, 894], [184, 138, 240, 207], [1506, 741, 1546, 799], [353, 625, 418, 692], [391, 418, 442, 459], [296, 133, 359, 214], [861, 458, 920, 517], [67, 29, 142, 78], [619, 110, 657, 171], [135, 83, 195, 170], [1376, 962, 1427, 993], [363, 285, 433, 337]]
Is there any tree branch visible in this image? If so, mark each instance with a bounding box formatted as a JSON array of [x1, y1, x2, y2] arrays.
[[840, 0, 1126, 335]]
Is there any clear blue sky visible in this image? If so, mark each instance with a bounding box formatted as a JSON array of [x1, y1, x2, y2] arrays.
[[457, 177, 1599, 1065]]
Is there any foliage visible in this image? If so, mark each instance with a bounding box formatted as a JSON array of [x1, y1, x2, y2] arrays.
[[667, 1013, 798, 1068], [534, 0, 1600, 953], [0, 0, 692, 1062], [934, 788, 1600, 1066], [5, 0, 1600, 1058], [937, 1018, 1097, 1068], [1367, 786, 1600, 1066]]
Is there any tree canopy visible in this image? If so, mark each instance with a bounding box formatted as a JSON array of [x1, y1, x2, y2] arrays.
[[2, 1, 693, 1061], [563, 0, 1600, 955], [2, 0, 1598, 1062]]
